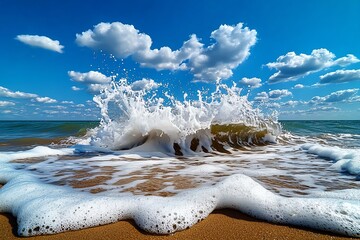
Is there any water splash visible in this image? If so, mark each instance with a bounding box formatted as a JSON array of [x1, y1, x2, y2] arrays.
[[90, 79, 281, 154]]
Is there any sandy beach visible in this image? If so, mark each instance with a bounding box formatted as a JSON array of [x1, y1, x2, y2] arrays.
[[1, 210, 354, 240]]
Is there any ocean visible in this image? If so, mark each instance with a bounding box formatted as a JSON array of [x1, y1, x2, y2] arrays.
[[0, 82, 360, 237]]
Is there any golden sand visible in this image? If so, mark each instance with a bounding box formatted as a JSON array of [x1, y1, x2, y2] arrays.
[[1, 210, 354, 240]]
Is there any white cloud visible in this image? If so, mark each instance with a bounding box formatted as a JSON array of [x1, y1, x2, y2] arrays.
[[15, 35, 64, 53], [0, 86, 38, 98], [267, 102, 281, 108], [0, 100, 15, 107], [76, 22, 151, 58], [309, 88, 359, 105], [134, 34, 203, 71], [266, 49, 359, 83], [68, 70, 113, 93], [87, 83, 110, 93], [319, 69, 360, 84], [268, 89, 292, 99], [71, 86, 82, 91], [76, 22, 257, 82], [282, 106, 340, 116], [323, 89, 358, 103], [33, 97, 57, 103], [308, 106, 340, 112], [131, 78, 160, 91], [62, 101, 74, 104], [239, 77, 262, 88], [334, 54, 360, 66], [293, 84, 304, 89], [43, 110, 59, 114], [50, 105, 67, 110], [254, 92, 269, 102], [0, 86, 58, 105], [68, 70, 112, 84], [282, 100, 299, 107], [185, 23, 257, 82]]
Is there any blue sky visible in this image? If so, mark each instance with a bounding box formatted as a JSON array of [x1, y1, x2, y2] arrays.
[[1, 0, 360, 120]]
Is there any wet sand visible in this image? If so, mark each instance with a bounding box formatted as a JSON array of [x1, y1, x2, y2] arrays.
[[1, 210, 354, 240]]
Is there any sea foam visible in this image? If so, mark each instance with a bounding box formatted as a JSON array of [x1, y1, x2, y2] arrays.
[[301, 143, 360, 175], [90, 80, 281, 153], [0, 146, 74, 162], [1, 166, 359, 237]]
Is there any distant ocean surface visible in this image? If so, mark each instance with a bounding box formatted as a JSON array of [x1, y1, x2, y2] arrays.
[[0, 121, 98, 150], [1, 84, 360, 238]]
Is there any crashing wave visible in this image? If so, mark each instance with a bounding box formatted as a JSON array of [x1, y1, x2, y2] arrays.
[[89, 80, 281, 154]]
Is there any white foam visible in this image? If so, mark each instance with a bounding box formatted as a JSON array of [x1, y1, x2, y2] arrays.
[[0, 170, 359, 237], [0, 146, 74, 162], [301, 143, 360, 175], [90, 80, 281, 151]]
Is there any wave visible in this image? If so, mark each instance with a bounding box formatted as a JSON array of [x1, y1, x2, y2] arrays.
[[89, 80, 281, 154], [301, 143, 360, 175]]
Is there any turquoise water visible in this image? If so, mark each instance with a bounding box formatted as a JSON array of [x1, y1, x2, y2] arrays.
[[281, 120, 360, 148], [281, 120, 360, 136]]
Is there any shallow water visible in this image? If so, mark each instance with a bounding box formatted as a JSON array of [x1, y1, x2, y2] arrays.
[[0, 82, 360, 237]]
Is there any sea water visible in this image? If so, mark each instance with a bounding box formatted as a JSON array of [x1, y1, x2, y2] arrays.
[[0, 81, 360, 237]]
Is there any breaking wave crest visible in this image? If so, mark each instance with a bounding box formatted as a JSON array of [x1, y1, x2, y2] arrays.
[[89, 80, 281, 154]]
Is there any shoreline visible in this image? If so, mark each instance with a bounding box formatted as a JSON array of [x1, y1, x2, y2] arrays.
[[1, 210, 355, 240]]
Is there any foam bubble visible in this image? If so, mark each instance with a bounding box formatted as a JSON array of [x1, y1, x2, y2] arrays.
[[1, 168, 360, 237], [0, 146, 74, 162], [90, 80, 281, 153], [301, 143, 360, 175]]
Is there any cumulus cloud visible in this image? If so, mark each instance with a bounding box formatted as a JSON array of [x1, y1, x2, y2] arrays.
[[87, 83, 109, 93], [71, 86, 82, 91], [62, 101, 74, 104], [254, 89, 292, 103], [266, 49, 359, 83], [268, 89, 292, 99], [239, 77, 262, 88], [284, 106, 340, 115], [293, 84, 304, 89], [310, 106, 340, 112], [323, 89, 358, 103], [319, 69, 360, 84], [131, 78, 160, 91], [0, 86, 58, 104], [43, 110, 59, 115], [254, 92, 269, 102], [76, 22, 257, 82], [0, 86, 38, 98], [68, 70, 112, 84], [134, 34, 203, 71], [187, 23, 257, 82], [33, 97, 57, 103], [334, 54, 360, 66], [0, 100, 15, 107], [282, 100, 299, 107], [76, 22, 151, 58], [50, 105, 67, 110], [309, 88, 359, 105], [15, 35, 64, 53], [68, 70, 113, 93]]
